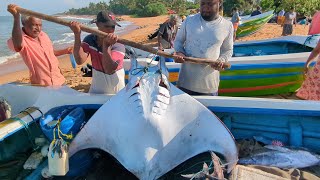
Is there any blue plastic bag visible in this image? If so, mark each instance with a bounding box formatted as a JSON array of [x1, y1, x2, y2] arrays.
[[69, 54, 77, 69]]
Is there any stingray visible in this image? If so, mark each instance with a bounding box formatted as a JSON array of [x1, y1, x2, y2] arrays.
[[69, 51, 238, 179]]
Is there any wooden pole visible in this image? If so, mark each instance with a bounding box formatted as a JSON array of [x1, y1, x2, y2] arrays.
[[16, 7, 231, 69]]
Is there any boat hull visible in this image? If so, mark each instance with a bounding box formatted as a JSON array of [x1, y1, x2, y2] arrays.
[[237, 11, 274, 38], [1, 85, 320, 157], [125, 54, 311, 97], [124, 36, 317, 97], [1, 85, 320, 179]]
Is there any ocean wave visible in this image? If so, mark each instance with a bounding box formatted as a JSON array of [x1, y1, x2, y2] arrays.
[[57, 16, 94, 21], [52, 32, 90, 46], [118, 21, 132, 26], [0, 53, 20, 65]]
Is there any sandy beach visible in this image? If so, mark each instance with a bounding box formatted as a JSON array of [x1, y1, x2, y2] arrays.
[[0, 15, 310, 93]]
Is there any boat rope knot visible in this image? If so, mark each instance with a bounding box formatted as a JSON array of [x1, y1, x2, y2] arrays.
[[50, 118, 73, 158], [304, 34, 320, 47]]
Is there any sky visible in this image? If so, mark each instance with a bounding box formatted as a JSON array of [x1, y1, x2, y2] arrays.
[[1, 0, 110, 16]]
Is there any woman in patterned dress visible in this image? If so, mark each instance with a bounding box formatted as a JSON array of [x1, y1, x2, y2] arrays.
[[296, 39, 320, 100]]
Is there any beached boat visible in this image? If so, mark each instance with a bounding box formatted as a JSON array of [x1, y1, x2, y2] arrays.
[[124, 35, 319, 97], [1, 83, 320, 179], [236, 10, 274, 38]]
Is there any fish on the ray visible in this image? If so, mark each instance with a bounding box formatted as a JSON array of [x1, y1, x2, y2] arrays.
[[68, 50, 238, 180]]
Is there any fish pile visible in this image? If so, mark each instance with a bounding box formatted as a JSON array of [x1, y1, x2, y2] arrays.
[[239, 145, 320, 169]]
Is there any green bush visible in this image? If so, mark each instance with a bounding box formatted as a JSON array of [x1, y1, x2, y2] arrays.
[[136, 2, 167, 17], [109, 4, 132, 15], [260, 0, 275, 11]]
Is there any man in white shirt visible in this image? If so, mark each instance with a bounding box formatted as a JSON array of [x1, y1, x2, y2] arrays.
[[173, 0, 233, 96]]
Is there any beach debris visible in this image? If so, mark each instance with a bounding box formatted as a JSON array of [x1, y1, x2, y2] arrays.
[[41, 145, 49, 157], [35, 137, 48, 146], [211, 152, 224, 179], [23, 151, 43, 170], [68, 50, 238, 179], [181, 152, 225, 180], [238, 145, 320, 169], [0, 97, 11, 122], [41, 166, 52, 178], [137, 25, 148, 29], [181, 162, 211, 179], [80, 63, 92, 77]]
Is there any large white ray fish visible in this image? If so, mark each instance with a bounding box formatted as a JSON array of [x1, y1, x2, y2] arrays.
[[69, 51, 238, 179]]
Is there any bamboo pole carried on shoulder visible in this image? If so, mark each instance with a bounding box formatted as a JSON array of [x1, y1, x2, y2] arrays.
[[16, 7, 231, 69]]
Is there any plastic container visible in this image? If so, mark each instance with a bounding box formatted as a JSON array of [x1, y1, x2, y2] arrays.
[[40, 107, 85, 142], [40, 106, 93, 177]]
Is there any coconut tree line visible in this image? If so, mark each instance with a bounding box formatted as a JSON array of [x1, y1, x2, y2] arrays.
[[64, 0, 197, 16], [64, 0, 319, 17]]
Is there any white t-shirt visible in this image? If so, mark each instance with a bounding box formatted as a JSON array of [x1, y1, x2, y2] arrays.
[[174, 13, 234, 93]]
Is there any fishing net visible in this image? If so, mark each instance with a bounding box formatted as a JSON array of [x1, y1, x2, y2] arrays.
[[0, 153, 31, 180]]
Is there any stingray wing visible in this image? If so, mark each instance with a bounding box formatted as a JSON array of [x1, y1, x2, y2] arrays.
[[69, 84, 237, 179]]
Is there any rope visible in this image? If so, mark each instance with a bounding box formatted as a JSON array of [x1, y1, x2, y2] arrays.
[[130, 67, 149, 76], [10, 117, 38, 150], [303, 34, 320, 47], [49, 117, 72, 159], [129, 54, 160, 85], [26, 106, 44, 119], [20, 110, 34, 121], [174, 153, 238, 180], [51, 116, 73, 147], [174, 160, 212, 175], [20, 106, 44, 133]]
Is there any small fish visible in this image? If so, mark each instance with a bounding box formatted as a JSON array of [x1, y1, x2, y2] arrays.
[[253, 136, 284, 146], [238, 145, 320, 169]]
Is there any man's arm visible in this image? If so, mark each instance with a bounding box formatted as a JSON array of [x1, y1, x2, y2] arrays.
[[173, 20, 187, 63], [210, 23, 234, 71], [173, 20, 187, 55], [157, 24, 166, 50], [102, 34, 120, 75], [69, 21, 88, 65], [8, 4, 23, 52], [218, 23, 234, 63], [306, 40, 320, 67], [54, 47, 73, 57], [236, 13, 241, 22]]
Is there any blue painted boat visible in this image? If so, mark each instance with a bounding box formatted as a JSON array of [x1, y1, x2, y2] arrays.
[[236, 10, 275, 37], [125, 35, 319, 96], [0, 84, 320, 178]]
